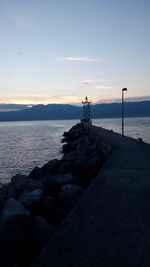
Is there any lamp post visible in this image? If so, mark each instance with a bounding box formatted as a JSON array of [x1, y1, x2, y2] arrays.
[[122, 88, 127, 136]]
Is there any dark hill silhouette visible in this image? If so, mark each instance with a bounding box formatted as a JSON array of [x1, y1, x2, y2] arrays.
[[0, 101, 149, 121]]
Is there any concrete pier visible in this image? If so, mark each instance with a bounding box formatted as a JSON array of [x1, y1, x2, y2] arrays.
[[32, 125, 150, 267]]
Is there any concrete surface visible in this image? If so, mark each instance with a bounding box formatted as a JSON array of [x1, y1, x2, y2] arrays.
[[32, 125, 150, 267]]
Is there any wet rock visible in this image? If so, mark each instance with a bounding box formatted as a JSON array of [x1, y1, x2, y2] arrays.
[[58, 184, 83, 208], [41, 159, 60, 174], [19, 189, 43, 211], [0, 198, 31, 225]]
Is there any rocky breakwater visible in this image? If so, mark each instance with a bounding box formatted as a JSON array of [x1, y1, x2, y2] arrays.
[[0, 123, 111, 266]]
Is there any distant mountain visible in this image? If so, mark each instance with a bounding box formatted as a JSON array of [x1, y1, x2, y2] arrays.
[[0, 101, 149, 121], [0, 104, 29, 110]]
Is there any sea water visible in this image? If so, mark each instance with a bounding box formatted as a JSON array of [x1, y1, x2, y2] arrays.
[[0, 117, 149, 184]]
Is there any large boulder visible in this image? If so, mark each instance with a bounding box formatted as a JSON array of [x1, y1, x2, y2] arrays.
[[10, 174, 43, 194], [76, 136, 91, 154], [45, 173, 77, 195], [32, 216, 55, 253], [29, 166, 49, 183], [59, 161, 72, 174], [0, 198, 31, 225], [62, 150, 87, 163], [19, 189, 43, 211], [62, 143, 73, 154], [41, 159, 60, 174], [72, 157, 87, 177], [58, 184, 83, 208]]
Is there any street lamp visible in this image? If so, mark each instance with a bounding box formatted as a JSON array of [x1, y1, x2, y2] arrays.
[[122, 88, 127, 136]]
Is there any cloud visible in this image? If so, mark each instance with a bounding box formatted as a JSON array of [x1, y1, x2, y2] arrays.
[[13, 76, 24, 81], [58, 57, 104, 63], [96, 85, 113, 89], [94, 95, 150, 104], [0, 94, 83, 105], [9, 15, 36, 27], [81, 79, 106, 84]]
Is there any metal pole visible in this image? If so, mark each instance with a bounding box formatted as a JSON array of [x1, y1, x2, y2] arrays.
[[122, 88, 127, 136]]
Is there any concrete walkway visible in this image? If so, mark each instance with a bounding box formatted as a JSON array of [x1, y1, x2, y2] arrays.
[[32, 126, 150, 267]]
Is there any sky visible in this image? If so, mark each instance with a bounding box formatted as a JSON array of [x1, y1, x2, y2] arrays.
[[0, 0, 150, 105]]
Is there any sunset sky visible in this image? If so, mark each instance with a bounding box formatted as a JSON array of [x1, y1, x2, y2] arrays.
[[0, 0, 150, 105]]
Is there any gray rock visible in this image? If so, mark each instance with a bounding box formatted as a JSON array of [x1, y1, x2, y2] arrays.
[[41, 159, 60, 174], [65, 127, 87, 141], [86, 143, 98, 156], [58, 184, 83, 207], [29, 166, 48, 183], [0, 183, 16, 204], [59, 161, 72, 174], [32, 216, 55, 252], [72, 157, 87, 175], [10, 174, 43, 193], [62, 150, 87, 163], [19, 189, 43, 210], [0, 198, 31, 225], [76, 137, 91, 153], [62, 143, 73, 154], [46, 173, 77, 195]]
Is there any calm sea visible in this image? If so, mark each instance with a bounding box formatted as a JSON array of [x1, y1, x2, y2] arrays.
[[0, 117, 149, 184]]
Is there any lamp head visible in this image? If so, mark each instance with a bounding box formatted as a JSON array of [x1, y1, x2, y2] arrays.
[[122, 88, 127, 91]]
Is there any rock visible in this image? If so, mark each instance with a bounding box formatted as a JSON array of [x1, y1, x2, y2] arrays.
[[19, 189, 43, 211], [0, 198, 31, 225], [63, 131, 68, 137], [72, 157, 87, 178], [62, 124, 86, 142], [62, 150, 87, 163], [59, 161, 72, 174], [0, 183, 16, 204], [62, 143, 73, 154], [58, 184, 83, 208], [76, 137, 92, 154], [32, 216, 55, 253], [39, 196, 55, 221], [86, 143, 98, 156], [10, 174, 44, 193], [41, 159, 60, 174], [45, 173, 77, 195], [29, 166, 49, 183]]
